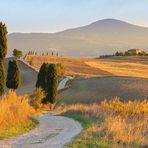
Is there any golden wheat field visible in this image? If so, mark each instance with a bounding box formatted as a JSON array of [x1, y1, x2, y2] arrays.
[[25, 55, 148, 78], [24, 55, 113, 77]]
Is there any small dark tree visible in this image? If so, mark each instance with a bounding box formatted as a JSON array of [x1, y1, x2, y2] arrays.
[[52, 52, 53, 56], [0, 22, 8, 95], [6, 60, 21, 90], [44, 64, 58, 108], [13, 49, 22, 59], [36, 63, 49, 91]]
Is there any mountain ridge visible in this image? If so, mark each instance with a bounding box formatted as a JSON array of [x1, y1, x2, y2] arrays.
[[8, 18, 148, 57]]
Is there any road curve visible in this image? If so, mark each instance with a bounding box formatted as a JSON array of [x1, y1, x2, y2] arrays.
[[0, 115, 82, 148], [1, 59, 82, 148]]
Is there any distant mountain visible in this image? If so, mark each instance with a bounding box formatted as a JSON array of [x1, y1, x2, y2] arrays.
[[8, 19, 148, 57]]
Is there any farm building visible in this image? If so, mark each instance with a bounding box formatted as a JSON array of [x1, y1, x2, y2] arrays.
[[127, 49, 143, 54]]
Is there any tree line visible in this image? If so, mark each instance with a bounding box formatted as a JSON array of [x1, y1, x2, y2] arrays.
[[27, 51, 59, 56]]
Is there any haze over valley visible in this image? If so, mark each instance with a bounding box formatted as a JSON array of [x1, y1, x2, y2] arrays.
[[8, 19, 148, 57]]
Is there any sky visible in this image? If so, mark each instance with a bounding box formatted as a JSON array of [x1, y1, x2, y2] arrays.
[[0, 0, 148, 33]]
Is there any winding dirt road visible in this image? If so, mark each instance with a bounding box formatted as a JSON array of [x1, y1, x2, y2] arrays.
[[0, 115, 82, 148], [1, 59, 82, 148]]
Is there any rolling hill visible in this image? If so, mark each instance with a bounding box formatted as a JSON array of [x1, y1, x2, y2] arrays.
[[8, 19, 148, 57]]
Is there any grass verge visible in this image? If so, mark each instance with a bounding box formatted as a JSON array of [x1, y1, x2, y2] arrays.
[[0, 118, 38, 139], [56, 99, 148, 148], [0, 91, 39, 140]]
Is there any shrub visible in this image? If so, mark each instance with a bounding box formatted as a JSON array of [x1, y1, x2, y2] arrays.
[[56, 63, 66, 77], [30, 88, 45, 110], [0, 91, 35, 130]]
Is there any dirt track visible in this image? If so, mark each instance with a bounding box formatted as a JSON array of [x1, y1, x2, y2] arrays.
[[0, 114, 82, 148]]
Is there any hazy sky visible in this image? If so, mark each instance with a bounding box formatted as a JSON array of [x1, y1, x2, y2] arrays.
[[0, 0, 148, 33]]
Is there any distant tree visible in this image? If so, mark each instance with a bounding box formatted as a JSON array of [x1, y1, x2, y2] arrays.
[[13, 49, 22, 59], [6, 60, 21, 90], [52, 52, 53, 56], [0, 22, 8, 95], [44, 64, 58, 108], [124, 51, 131, 56], [36, 63, 49, 91], [115, 51, 124, 56]]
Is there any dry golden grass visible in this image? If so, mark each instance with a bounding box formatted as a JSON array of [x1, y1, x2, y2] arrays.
[[85, 60, 148, 78], [56, 99, 148, 147], [0, 91, 36, 133], [25, 55, 112, 77], [25, 55, 148, 78]]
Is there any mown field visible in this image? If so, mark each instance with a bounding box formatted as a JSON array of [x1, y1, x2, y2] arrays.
[[57, 76, 148, 104]]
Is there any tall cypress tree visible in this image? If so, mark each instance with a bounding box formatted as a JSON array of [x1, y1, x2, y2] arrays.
[[0, 22, 8, 95], [6, 60, 21, 90], [36, 63, 49, 91], [44, 64, 58, 104]]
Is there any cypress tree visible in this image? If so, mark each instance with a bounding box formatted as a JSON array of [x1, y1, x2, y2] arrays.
[[0, 22, 8, 95], [6, 60, 21, 90], [0, 61, 5, 95], [44, 64, 58, 104], [36, 63, 49, 91], [0, 22, 7, 60]]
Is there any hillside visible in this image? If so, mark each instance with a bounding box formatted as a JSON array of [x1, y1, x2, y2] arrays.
[[8, 19, 148, 57], [25, 55, 148, 78]]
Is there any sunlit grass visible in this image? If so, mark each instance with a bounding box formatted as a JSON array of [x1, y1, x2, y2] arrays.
[[0, 91, 38, 139], [85, 61, 148, 78], [56, 98, 148, 147]]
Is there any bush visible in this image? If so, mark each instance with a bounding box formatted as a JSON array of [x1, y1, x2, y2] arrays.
[[30, 88, 45, 110], [0, 91, 35, 130], [56, 63, 66, 77]]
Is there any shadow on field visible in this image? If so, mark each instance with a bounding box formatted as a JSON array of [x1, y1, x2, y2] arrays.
[[58, 76, 148, 104]]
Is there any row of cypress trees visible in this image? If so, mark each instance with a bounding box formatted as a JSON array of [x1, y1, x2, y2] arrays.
[[36, 63, 58, 108], [0, 22, 21, 95]]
